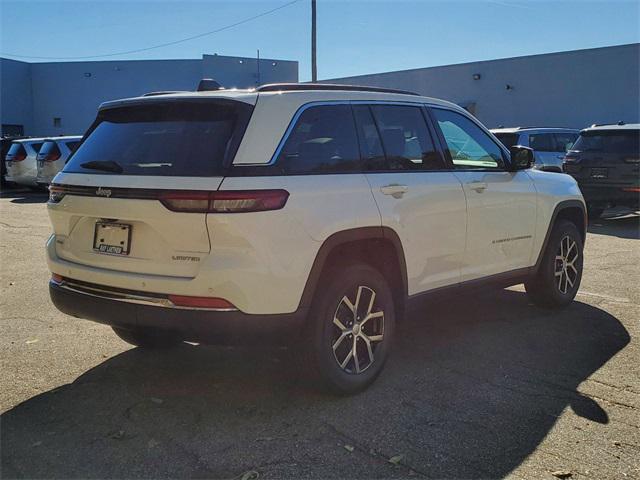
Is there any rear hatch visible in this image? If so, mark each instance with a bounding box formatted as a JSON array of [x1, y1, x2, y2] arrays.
[[48, 98, 253, 278], [564, 129, 640, 188]]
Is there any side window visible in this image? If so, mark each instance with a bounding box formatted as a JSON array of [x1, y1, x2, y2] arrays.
[[529, 133, 556, 152], [432, 108, 505, 170], [276, 105, 361, 174], [554, 133, 578, 153], [369, 105, 444, 171], [352, 105, 386, 170]]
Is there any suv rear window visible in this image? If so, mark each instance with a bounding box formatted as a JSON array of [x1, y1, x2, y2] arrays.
[[64, 100, 252, 176], [6, 143, 26, 159], [38, 141, 61, 159], [572, 130, 640, 155]]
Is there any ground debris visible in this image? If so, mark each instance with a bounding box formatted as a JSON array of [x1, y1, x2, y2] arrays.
[[343, 444, 355, 452], [551, 470, 572, 479], [109, 430, 125, 440], [239, 471, 259, 480], [388, 454, 405, 465]]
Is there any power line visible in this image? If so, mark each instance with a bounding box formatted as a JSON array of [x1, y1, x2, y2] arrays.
[[0, 0, 303, 60]]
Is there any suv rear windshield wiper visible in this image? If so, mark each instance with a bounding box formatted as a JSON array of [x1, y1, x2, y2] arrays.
[[79, 160, 123, 173]]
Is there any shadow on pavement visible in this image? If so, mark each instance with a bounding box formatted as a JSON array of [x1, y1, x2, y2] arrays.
[[1, 189, 49, 204], [1, 289, 629, 479], [588, 213, 640, 240]]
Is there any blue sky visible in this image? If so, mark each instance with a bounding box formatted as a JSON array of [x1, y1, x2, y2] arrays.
[[1, 0, 638, 81]]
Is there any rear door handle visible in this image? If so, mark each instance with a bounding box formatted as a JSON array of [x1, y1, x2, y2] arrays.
[[467, 181, 488, 192], [380, 184, 409, 198]]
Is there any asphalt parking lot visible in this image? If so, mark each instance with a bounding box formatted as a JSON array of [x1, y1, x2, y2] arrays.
[[1, 189, 638, 480]]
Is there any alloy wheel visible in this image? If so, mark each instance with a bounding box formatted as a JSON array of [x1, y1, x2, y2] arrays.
[[555, 235, 579, 294]]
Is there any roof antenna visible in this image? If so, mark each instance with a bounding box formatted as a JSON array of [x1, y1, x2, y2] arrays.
[[197, 78, 223, 91]]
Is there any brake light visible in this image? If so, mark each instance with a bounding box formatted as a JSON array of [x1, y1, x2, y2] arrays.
[[43, 152, 61, 162], [51, 273, 64, 283], [10, 152, 26, 162], [622, 187, 640, 192], [167, 294, 236, 310], [159, 190, 289, 213]]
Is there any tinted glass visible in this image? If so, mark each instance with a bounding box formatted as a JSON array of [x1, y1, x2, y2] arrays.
[[572, 130, 640, 155], [6, 143, 25, 159], [529, 133, 556, 151], [352, 105, 386, 170], [369, 105, 443, 170], [276, 105, 361, 174], [494, 133, 520, 149], [30, 143, 44, 154], [554, 133, 578, 153], [64, 101, 251, 176], [37, 141, 61, 159], [66, 141, 81, 152], [432, 108, 505, 169]]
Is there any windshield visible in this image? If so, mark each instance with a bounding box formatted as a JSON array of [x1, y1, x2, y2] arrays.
[[572, 130, 640, 155], [64, 100, 253, 176]]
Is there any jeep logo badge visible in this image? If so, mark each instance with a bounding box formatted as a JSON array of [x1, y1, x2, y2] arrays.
[[96, 187, 112, 198]]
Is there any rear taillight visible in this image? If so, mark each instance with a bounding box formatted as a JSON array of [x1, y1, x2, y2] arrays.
[[159, 190, 289, 213], [43, 152, 61, 162], [167, 294, 236, 310], [10, 153, 26, 162], [51, 273, 64, 283], [622, 187, 640, 192]]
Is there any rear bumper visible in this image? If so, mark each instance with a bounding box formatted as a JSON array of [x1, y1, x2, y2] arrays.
[[577, 184, 640, 208], [49, 280, 308, 345]]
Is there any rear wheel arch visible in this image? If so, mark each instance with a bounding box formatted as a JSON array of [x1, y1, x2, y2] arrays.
[[298, 227, 408, 319]]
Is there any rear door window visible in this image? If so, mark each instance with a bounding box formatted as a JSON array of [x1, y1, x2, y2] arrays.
[[368, 105, 443, 170], [275, 104, 361, 174], [64, 100, 252, 176]]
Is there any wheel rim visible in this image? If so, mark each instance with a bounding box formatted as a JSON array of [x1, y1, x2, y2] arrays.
[[331, 285, 385, 374], [555, 235, 579, 294]]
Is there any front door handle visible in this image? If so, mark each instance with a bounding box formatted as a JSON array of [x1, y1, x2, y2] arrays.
[[380, 184, 409, 198], [467, 181, 488, 192]]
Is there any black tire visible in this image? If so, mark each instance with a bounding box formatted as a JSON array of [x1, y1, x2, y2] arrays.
[[525, 219, 583, 308], [306, 263, 395, 395], [587, 204, 605, 220], [112, 326, 182, 349]]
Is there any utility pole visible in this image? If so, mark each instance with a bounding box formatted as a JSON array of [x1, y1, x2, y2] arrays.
[[311, 0, 317, 82]]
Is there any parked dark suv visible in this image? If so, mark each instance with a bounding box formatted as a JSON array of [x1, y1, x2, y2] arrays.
[[563, 123, 640, 218]]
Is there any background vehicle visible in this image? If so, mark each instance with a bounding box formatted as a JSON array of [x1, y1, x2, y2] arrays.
[[4, 138, 47, 188], [563, 123, 640, 218], [36, 136, 82, 187], [492, 127, 579, 172], [1, 136, 27, 188], [46, 83, 586, 394]]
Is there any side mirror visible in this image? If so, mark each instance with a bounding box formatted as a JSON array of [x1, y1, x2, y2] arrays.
[[509, 145, 534, 171]]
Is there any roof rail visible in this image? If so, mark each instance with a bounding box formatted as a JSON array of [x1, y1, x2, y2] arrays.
[[590, 121, 625, 127], [142, 91, 184, 97], [256, 83, 420, 96]]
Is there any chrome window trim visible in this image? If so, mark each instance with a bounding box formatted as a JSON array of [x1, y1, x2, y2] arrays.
[[235, 99, 434, 167], [51, 278, 238, 312]]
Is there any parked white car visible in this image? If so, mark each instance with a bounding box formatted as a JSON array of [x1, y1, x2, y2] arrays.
[[492, 127, 579, 172], [46, 83, 587, 393], [36, 136, 82, 187], [5, 138, 47, 187]]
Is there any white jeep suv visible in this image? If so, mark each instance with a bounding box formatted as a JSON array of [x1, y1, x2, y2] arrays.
[[47, 82, 586, 393]]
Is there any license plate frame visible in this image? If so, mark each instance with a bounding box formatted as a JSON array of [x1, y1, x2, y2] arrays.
[[93, 222, 132, 256]]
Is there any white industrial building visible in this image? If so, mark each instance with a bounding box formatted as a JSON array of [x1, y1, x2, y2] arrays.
[[1, 43, 638, 137]]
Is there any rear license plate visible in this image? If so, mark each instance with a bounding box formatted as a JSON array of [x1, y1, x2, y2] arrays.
[[591, 167, 608, 179], [93, 222, 132, 255]]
